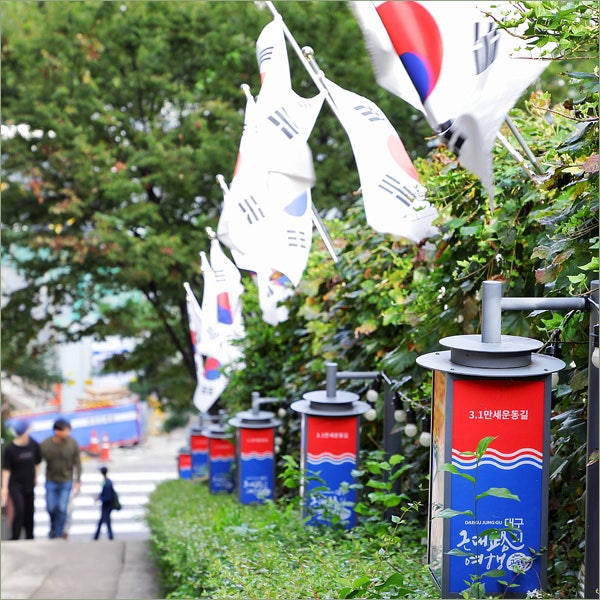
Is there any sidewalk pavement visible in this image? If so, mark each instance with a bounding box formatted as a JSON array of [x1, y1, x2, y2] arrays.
[[1, 539, 160, 599], [1, 427, 189, 599]]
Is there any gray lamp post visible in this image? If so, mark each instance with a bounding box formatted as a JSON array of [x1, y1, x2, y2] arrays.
[[229, 392, 282, 504], [417, 279, 598, 598], [291, 363, 370, 528]]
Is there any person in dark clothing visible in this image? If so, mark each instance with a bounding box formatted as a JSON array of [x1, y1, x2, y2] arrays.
[[40, 418, 82, 540], [1, 419, 42, 539], [93, 466, 115, 540]]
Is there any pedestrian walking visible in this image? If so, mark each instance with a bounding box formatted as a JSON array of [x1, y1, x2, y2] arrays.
[[93, 466, 116, 540], [40, 418, 82, 539], [1, 419, 42, 540]]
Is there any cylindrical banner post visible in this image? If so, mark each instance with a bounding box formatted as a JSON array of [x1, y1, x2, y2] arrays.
[[190, 428, 209, 480], [205, 424, 235, 494], [418, 329, 564, 597], [291, 362, 370, 529], [177, 447, 192, 480], [229, 403, 282, 504]]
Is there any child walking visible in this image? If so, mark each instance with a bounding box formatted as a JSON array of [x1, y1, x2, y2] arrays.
[[93, 466, 115, 540]]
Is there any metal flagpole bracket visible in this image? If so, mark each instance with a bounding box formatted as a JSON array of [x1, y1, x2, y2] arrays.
[[215, 174, 228, 193], [504, 116, 547, 176]]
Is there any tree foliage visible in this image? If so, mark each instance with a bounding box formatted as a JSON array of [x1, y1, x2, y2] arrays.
[[1, 1, 425, 404]]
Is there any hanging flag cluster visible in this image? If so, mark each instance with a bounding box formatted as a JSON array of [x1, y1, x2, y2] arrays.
[[183, 2, 547, 410], [350, 1, 548, 203], [217, 19, 324, 325], [215, 15, 437, 327], [184, 238, 245, 413]]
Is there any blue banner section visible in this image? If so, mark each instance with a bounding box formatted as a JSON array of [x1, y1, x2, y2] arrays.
[[192, 452, 208, 479], [239, 456, 275, 504], [306, 459, 357, 528], [6, 402, 141, 449], [209, 458, 235, 494], [178, 451, 192, 479], [449, 463, 543, 594]]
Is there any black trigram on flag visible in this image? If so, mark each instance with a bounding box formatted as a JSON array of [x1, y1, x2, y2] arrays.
[[353, 104, 386, 123], [257, 45, 274, 72], [213, 268, 227, 284], [473, 21, 500, 75], [267, 107, 300, 140], [204, 324, 221, 344], [436, 120, 467, 157], [198, 383, 217, 395], [378, 174, 417, 207], [286, 229, 308, 249], [237, 195, 266, 225]]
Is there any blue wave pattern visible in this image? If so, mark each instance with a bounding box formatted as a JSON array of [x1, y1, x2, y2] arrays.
[[241, 451, 274, 461], [307, 452, 357, 466], [452, 447, 542, 471]]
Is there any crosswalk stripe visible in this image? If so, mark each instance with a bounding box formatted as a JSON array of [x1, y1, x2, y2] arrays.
[[34, 521, 148, 536], [32, 470, 177, 539], [35, 495, 150, 508], [36, 482, 163, 495]]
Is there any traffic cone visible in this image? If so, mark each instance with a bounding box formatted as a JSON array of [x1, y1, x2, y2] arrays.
[[89, 429, 99, 455], [100, 432, 110, 462]]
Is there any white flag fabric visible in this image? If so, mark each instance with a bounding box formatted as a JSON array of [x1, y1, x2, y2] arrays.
[[325, 76, 438, 242], [209, 238, 244, 331], [217, 91, 258, 257], [193, 354, 228, 414], [199, 248, 244, 365], [255, 268, 295, 326], [196, 251, 228, 362], [217, 90, 320, 287], [256, 18, 293, 89], [183, 240, 244, 413], [184, 281, 205, 402], [184, 282, 229, 413], [218, 17, 324, 308], [350, 1, 548, 201]]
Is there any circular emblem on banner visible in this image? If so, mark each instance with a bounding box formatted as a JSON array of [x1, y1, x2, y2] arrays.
[[506, 552, 533, 573]]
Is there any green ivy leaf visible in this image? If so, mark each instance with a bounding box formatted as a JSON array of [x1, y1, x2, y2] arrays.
[[476, 487, 520, 502], [435, 508, 474, 519], [439, 463, 475, 484], [475, 436, 497, 460], [482, 569, 506, 578]]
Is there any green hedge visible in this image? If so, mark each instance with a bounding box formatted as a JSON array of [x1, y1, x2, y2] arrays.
[[146, 479, 437, 599]]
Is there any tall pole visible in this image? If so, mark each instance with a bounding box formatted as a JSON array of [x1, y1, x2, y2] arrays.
[[481, 279, 599, 597], [504, 116, 547, 176], [585, 280, 599, 599]]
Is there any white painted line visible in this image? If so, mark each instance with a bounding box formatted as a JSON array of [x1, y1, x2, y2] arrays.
[[34, 521, 148, 536], [34, 508, 146, 522]]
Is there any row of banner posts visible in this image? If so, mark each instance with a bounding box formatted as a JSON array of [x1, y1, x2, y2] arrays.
[[177, 279, 597, 599]]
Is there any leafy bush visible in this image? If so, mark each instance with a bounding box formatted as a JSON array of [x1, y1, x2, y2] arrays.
[[147, 478, 436, 599]]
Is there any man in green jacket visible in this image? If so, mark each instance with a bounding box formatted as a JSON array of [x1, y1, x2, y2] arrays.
[[40, 418, 82, 539]]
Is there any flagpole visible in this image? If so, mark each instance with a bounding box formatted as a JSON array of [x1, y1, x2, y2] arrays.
[[265, 2, 336, 106], [504, 116, 547, 176], [310, 205, 340, 264], [495, 133, 538, 181], [265, 1, 367, 263]]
